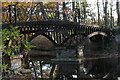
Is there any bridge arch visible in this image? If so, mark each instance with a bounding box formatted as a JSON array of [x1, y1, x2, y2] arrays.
[[83, 32, 118, 79], [87, 31, 110, 43], [87, 32, 107, 38], [28, 31, 110, 46], [29, 32, 86, 46], [29, 31, 57, 45]]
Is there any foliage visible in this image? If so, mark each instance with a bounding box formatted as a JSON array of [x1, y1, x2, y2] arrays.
[[1, 25, 31, 71]]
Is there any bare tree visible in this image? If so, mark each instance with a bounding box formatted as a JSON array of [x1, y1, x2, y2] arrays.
[[102, 0, 108, 27], [97, 0, 100, 24], [63, 2, 67, 21], [116, 0, 120, 27], [72, 2, 77, 22], [104, 0, 108, 27], [80, 0, 88, 23], [110, 0, 113, 28]]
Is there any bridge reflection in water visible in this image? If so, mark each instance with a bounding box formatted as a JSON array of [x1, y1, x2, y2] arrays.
[[28, 33, 119, 79], [50, 39, 119, 79]]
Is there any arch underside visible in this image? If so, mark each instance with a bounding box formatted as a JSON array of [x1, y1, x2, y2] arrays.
[[87, 31, 111, 43], [28, 30, 87, 46], [88, 32, 107, 38], [29, 30, 110, 46]]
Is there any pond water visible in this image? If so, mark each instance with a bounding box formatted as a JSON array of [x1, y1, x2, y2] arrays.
[[29, 45, 120, 79]]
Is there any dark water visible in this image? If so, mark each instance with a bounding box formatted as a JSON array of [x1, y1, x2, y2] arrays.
[[30, 45, 120, 79]]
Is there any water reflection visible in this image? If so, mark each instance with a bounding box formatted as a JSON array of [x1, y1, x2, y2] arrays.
[[29, 43, 120, 79], [51, 43, 120, 79]]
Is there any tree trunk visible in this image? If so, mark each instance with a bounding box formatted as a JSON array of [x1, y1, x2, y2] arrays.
[[97, 0, 100, 24], [39, 2, 47, 20], [39, 61, 43, 78], [24, 55, 30, 69], [104, 0, 108, 27], [63, 2, 67, 21], [32, 61, 37, 79], [116, 0, 120, 27], [55, 2, 59, 19], [102, 0, 105, 25], [49, 64, 56, 78], [77, 8, 80, 22], [72, 2, 77, 22], [83, 2, 86, 23], [110, 1, 113, 28]]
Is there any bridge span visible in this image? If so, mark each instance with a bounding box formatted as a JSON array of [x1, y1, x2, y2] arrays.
[[2, 20, 113, 46]]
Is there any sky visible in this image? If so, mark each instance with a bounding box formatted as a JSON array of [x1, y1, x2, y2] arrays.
[[65, 0, 118, 18], [86, 0, 118, 18]]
